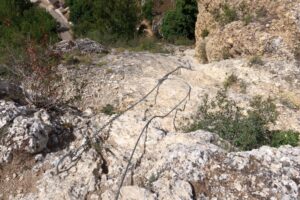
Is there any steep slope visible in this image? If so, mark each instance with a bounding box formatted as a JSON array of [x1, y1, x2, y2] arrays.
[[1, 42, 299, 199]]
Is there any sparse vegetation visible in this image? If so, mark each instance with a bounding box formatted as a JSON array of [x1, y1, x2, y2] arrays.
[[249, 55, 264, 66], [222, 47, 231, 60], [199, 41, 208, 63], [242, 14, 253, 25], [0, 0, 58, 80], [213, 3, 238, 26], [62, 52, 93, 65], [186, 89, 299, 150], [256, 7, 268, 18], [201, 29, 210, 38], [127, 37, 169, 53], [271, 130, 299, 147], [101, 104, 117, 115]]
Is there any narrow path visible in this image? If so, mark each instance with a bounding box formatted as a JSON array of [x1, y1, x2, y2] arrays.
[[36, 0, 73, 41]]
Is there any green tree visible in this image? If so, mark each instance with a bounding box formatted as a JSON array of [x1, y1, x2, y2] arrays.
[[67, 0, 139, 43], [161, 0, 198, 41], [142, 0, 154, 21]]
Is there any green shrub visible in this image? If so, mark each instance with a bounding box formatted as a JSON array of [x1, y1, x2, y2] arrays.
[[127, 37, 169, 53], [222, 47, 231, 59], [271, 130, 299, 147], [249, 55, 264, 66], [101, 104, 116, 115], [199, 41, 208, 63], [161, 0, 198, 41], [142, 0, 154, 21], [173, 37, 195, 46], [186, 89, 294, 150], [201, 29, 210, 38], [223, 74, 238, 89], [0, 0, 58, 78], [66, 0, 139, 42], [242, 14, 253, 25]]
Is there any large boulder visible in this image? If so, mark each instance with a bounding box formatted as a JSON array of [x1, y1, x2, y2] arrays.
[[0, 102, 54, 164], [195, 0, 300, 62], [8, 109, 52, 154]]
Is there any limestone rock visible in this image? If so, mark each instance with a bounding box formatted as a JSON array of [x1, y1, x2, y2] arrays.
[[102, 186, 157, 200], [54, 38, 110, 54], [7, 109, 52, 154], [195, 0, 300, 62], [0, 100, 26, 129]]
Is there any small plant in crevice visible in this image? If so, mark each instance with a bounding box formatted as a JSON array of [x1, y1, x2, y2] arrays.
[[223, 74, 238, 89], [201, 29, 210, 38], [101, 104, 117, 116], [242, 14, 253, 25], [223, 74, 248, 93], [271, 130, 299, 147], [222, 47, 231, 60], [199, 41, 208, 63], [249, 55, 264, 66], [142, 0, 154, 21], [213, 3, 238, 26], [185, 89, 299, 150]]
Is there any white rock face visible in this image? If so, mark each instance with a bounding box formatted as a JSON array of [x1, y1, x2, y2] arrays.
[[102, 186, 157, 200], [8, 109, 52, 153], [0, 100, 25, 128], [0, 101, 49, 164], [53, 38, 109, 54]]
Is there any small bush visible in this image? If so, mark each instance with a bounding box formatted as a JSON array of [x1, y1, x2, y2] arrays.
[[0, 0, 58, 76], [256, 7, 268, 18], [101, 104, 116, 115], [249, 55, 264, 66], [173, 37, 195, 46], [185, 89, 300, 150], [271, 130, 299, 147], [199, 41, 208, 63], [67, 0, 139, 41], [223, 74, 238, 89], [222, 48, 231, 60], [201, 29, 210, 38], [242, 14, 253, 25], [125, 37, 169, 53]]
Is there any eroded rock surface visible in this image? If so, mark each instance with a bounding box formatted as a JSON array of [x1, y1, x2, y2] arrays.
[[195, 0, 300, 62], [54, 38, 110, 54], [1, 43, 300, 199]]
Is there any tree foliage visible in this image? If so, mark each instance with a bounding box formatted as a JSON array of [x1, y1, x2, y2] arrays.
[[142, 0, 154, 21], [0, 0, 58, 47], [66, 0, 139, 43], [161, 0, 198, 41]]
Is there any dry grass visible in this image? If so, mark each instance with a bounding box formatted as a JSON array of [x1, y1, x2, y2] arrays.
[[0, 151, 43, 199]]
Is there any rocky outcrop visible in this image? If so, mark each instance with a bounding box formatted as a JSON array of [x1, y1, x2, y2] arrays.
[[195, 0, 300, 62], [54, 38, 110, 54], [8, 110, 52, 154], [0, 103, 55, 164], [1, 44, 300, 199]]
